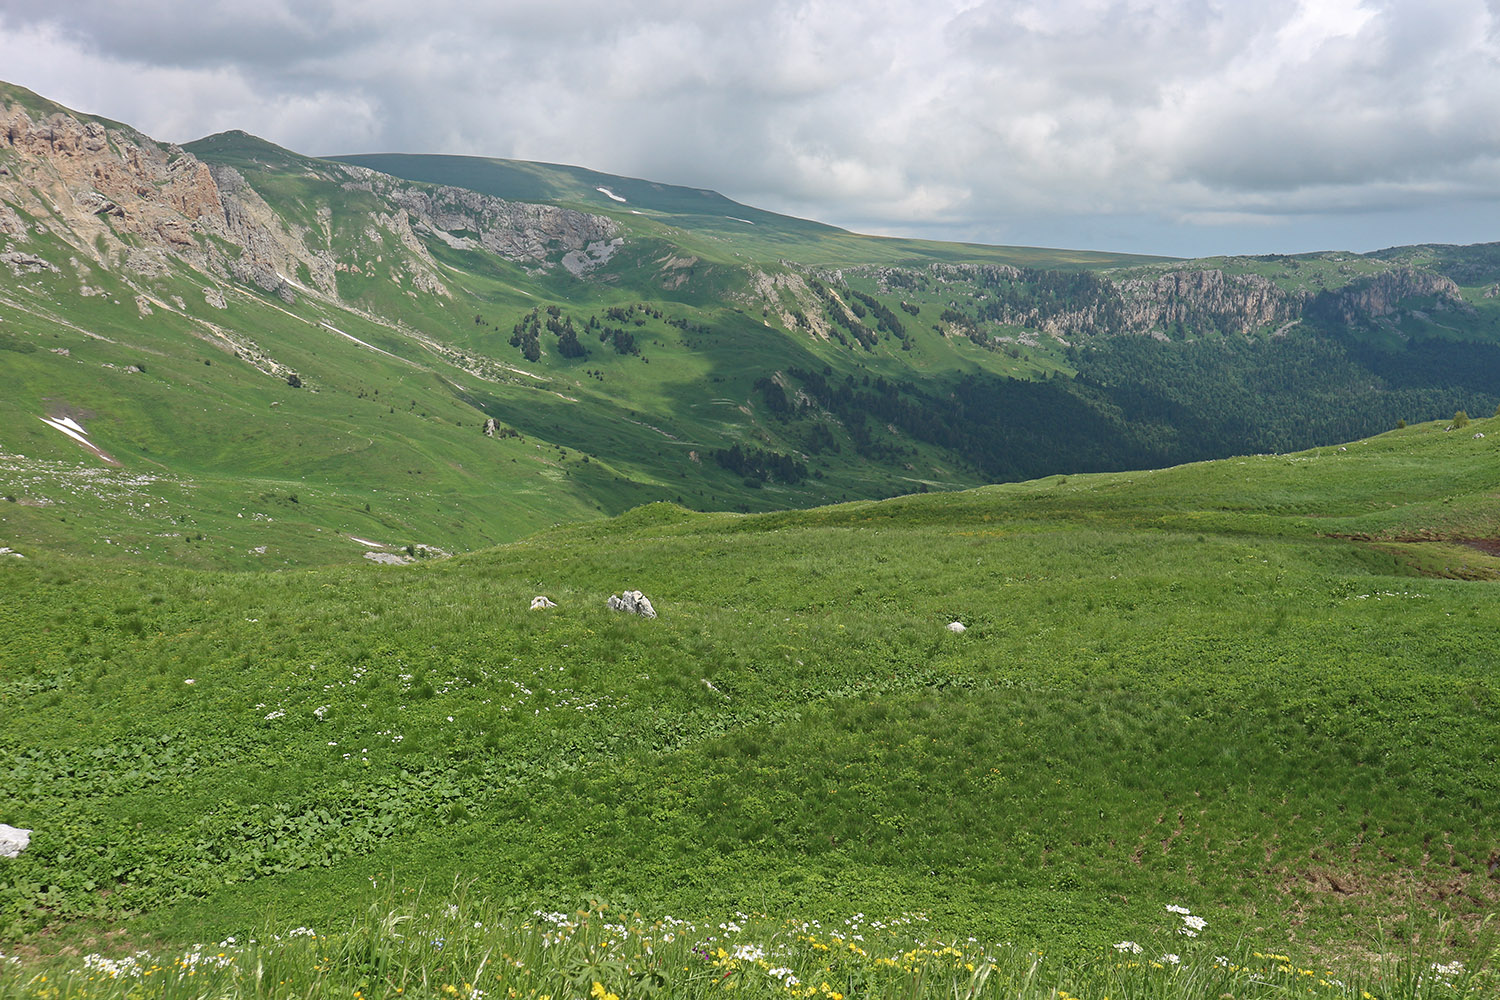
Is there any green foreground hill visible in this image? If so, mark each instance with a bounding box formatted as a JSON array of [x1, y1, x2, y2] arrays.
[[4, 416, 1498, 972]]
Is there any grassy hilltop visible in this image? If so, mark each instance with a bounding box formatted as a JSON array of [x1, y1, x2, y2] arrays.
[[4, 416, 1500, 997]]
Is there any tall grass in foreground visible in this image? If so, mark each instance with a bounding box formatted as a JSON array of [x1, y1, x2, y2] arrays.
[[1, 886, 1492, 1000]]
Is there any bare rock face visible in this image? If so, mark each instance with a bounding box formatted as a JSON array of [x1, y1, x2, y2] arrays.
[[482, 417, 499, 437], [383, 182, 620, 266], [0, 823, 30, 858], [0, 94, 627, 329], [0, 107, 228, 262], [607, 590, 657, 618], [1319, 268, 1468, 325], [1115, 269, 1301, 338], [0, 251, 57, 275]]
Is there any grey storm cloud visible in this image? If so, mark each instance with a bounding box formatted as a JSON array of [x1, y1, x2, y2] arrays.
[[3, 0, 1500, 256]]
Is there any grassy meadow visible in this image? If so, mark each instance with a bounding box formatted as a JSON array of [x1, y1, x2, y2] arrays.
[[3, 416, 1500, 997]]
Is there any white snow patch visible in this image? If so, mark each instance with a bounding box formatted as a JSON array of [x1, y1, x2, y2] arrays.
[[726, 216, 755, 225], [276, 271, 315, 294], [319, 321, 414, 364], [348, 536, 388, 548], [40, 416, 89, 446], [596, 186, 627, 203], [39, 416, 117, 464]]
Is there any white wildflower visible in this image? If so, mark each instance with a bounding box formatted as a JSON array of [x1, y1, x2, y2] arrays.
[[767, 967, 800, 986], [730, 943, 765, 963], [1165, 904, 1192, 915], [1160, 953, 1181, 965], [1113, 941, 1143, 954]]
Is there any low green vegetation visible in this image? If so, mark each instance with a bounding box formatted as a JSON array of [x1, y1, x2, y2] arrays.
[[2, 887, 1492, 1000], [3, 417, 1499, 990]]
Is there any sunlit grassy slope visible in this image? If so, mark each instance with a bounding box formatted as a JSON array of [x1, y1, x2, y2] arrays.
[[3, 417, 1497, 966], [3, 131, 1166, 572]]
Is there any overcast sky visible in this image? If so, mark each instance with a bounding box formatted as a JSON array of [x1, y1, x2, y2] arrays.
[[4, 0, 1500, 258]]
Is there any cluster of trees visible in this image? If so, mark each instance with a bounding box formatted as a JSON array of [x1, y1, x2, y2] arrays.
[[711, 444, 809, 485], [508, 309, 544, 362], [510, 305, 641, 360], [804, 279, 913, 351], [755, 319, 1499, 485]]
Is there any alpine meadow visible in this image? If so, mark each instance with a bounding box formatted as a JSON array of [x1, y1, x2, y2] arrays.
[[0, 79, 1498, 1000]]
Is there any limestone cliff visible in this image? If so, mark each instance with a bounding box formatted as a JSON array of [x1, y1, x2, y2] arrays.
[[0, 98, 624, 310]]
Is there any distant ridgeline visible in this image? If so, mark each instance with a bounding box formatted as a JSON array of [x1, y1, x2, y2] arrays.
[[742, 258, 1500, 482]]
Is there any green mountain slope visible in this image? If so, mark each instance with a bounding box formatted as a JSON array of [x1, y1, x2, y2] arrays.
[[6, 79, 1500, 574], [4, 417, 1498, 968]]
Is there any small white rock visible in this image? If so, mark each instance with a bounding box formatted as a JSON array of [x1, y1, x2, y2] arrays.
[[1475, 432, 1486, 439], [946, 621, 967, 633], [0, 824, 31, 858], [529, 595, 557, 610]]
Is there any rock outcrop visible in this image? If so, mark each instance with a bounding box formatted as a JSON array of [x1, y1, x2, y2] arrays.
[[0, 823, 30, 858], [1315, 267, 1468, 325], [607, 590, 657, 618], [0, 96, 626, 317], [382, 182, 620, 264], [1115, 269, 1301, 338]]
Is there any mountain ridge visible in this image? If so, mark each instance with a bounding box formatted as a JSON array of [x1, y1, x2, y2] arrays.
[[4, 78, 1500, 570]]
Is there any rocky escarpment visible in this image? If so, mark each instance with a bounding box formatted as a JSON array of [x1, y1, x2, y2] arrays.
[[342, 171, 622, 273], [0, 103, 316, 302], [1, 106, 226, 255], [0, 101, 627, 309], [1114, 268, 1303, 338], [850, 260, 1448, 348], [1311, 267, 1468, 326]]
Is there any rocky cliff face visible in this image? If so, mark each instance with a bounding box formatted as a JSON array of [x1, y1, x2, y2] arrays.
[[0, 101, 624, 309], [1315, 267, 1468, 326], [1, 106, 226, 259], [375, 180, 620, 267], [1115, 268, 1302, 338]]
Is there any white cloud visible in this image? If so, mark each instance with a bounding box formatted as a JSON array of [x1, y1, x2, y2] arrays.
[[2, 0, 1499, 255]]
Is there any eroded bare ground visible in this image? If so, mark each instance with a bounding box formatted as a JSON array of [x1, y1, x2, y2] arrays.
[[1326, 534, 1500, 580], [1275, 855, 1500, 962]]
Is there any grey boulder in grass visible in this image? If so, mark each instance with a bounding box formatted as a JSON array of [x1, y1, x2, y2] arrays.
[[607, 590, 656, 618]]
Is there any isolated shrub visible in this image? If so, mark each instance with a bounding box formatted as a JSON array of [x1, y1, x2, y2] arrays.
[[1453, 410, 1470, 428]]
